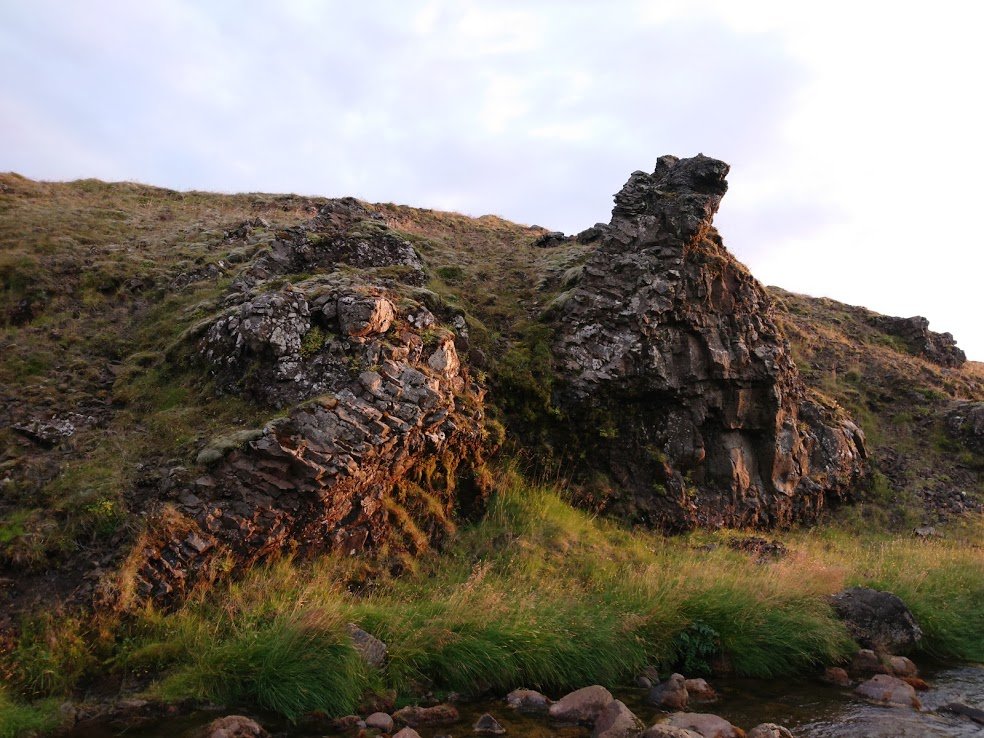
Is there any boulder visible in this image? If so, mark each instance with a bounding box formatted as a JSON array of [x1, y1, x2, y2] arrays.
[[648, 673, 688, 710], [888, 655, 917, 678], [548, 685, 615, 725], [394, 729, 423, 738], [854, 674, 921, 708], [552, 154, 867, 529], [348, 624, 387, 668], [393, 704, 460, 727], [337, 293, 395, 337], [365, 712, 394, 732], [822, 666, 852, 687], [831, 588, 922, 653], [201, 716, 269, 738], [505, 688, 551, 714], [849, 649, 887, 676], [869, 314, 965, 367], [746, 725, 794, 738], [683, 678, 717, 702], [662, 713, 743, 738], [592, 700, 644, 738], [474, 712, 506, 735]]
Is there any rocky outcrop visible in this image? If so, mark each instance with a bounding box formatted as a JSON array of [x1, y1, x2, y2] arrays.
[[945, 401, 984, 454], [552, 155, 868, 529], [869, 314, 965, 367], [117, 207, 490, 608], [830, 587, 923, 654]]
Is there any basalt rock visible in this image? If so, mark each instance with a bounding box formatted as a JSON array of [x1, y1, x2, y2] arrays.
[[116, 209, 489, 609], [553, 155, 868, 529], [869, 314, 965, 367], [944, 401, 984, 454]]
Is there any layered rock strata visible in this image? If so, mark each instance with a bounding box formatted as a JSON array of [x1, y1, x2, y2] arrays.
[[553, 155, 868, 528]]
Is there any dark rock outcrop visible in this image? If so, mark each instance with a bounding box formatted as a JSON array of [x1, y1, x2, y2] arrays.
[[945, 401, 984, 454], [869, 314, 966, 367], [831, 587, 923, 654], [553, 155, 868, 528]]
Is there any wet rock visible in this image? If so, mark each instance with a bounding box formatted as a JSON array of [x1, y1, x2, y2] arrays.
[[648, 673, 688, 710], [901, 676, 930, 691], [939, 702, 984, 725], [365, 712, 394, 732], [393, 704, 460, 727], [548, 685, 615, 725], [552, 154, 867, 529], [822, 666, 852, 687], [348, 624, 387, 668], [393, 729, 423, 738], [746, 725, 794, 738], [474, 712, 506, 735], [640, 725, 703, 738], [683, 678, 717, 703], [662, 713, 742, 738], [201, 715, 269, 738], [831, 588, 922, 654], [330, 715, 363, 732], [592, 699, 643, 738], [636, 666, 661, 689], [855, 674, 921, 708], [505, 688, 551, 714], [888, 655, 917, 678]]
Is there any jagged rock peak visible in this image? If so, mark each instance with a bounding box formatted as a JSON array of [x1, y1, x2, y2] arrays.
[[552, 155, 867, 529]]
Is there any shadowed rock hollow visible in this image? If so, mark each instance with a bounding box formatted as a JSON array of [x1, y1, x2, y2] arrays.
[[553, 154, 869, 529]]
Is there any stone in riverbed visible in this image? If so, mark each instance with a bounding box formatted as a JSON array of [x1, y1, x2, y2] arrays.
[[473, 713, 506, 735], [647, 673, 688, 710], [592, 699, 644, 738], [201, 715, 269, 738], [849, 649, 887, 676], [548, 685, 614, 725], [888, 655, 918, 677], [365, 712, 394, 732], [505, 688, 551, 714], [641, 726, 703, 738], [822, 666, 852, 687], [683, 678, 717, 702], [662, 713, 742, 738], [855, 674, 921, 708], [393, 729, 423, 738], [393, 704, 460, 727]]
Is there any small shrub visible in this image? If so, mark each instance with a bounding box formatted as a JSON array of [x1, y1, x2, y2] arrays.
[[671, 620, 720, 675]]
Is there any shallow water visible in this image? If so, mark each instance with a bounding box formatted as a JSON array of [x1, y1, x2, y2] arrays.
[[66, 664, 984, 737]]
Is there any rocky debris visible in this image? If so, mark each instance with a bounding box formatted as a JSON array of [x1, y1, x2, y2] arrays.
[[822, 667, 852, 687], [944, 401, 984, 454], [641, 725, 703, 738], [913, 524, 941, 538], [661, 712, 743, 738], [869, 314, 966, 367], [648, 673, 688, 710], [124, 275, 489, 607], [939, 702, 984, 725], [474, 712, 507, 734], [683, 679, 717, 703], [548, 685, 615, 725], [727, 537, 786, 560], [746, 724, 794, 738], [10, 414, 90, 447], [830, 588, 922, 654], [348, 624, 387, 668], [200, 715, 269, 738], [532, 231, 569, 248], [592, 700, 644, 738], [854, 674, 921, 708], [394, 729, 423, 738], [366, 712, 395, 732], [552, 155, 867, 529], [576, 224, 609, 244], [506, 688, 551, 714], [393, 704, 461, 727]]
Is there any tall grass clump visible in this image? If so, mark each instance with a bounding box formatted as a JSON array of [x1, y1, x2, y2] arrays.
[[0, 688, 60, 738]]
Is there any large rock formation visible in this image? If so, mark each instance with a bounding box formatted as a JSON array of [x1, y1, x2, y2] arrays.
[[117, 205, 489, 607], [553, 155, 868, 528], [869, 314, 966, 367]]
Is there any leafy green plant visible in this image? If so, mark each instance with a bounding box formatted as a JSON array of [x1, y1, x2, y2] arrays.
[[672, 620, 720, 675]]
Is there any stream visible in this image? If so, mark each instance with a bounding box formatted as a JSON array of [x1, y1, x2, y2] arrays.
[[65, 663, 984, 737]]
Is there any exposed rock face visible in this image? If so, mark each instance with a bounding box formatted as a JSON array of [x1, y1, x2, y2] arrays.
[[831, 587, 923, 654], [553, 155, 868, 528], [945, 401, 984, 454], [118, 208, 490, 608], [870, 314, 966, 367]]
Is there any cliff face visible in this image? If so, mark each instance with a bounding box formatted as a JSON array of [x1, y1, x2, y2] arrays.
[[552, 155, 868, 528]]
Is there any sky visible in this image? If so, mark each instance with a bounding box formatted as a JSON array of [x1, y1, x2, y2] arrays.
[[1, 1, 981, 359]]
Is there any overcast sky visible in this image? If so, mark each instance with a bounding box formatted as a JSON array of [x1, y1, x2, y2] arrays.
[[2, 1, 981, 359]]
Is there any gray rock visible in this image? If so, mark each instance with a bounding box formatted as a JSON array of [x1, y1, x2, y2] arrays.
[[683, 678, 716, 702], [888, 655, 918, 677], [662, 713, 742, 738], [505, 688, 551, 714], [365, 712, 394, 732], [940, 702, 984, 725], [347, 624, 387, 668], [640, 726, 703, 738], [855, 674, 921, 708], [548, 685, 615, 725], [831, 588, 922, 654], [648, 673, 688, 710], [337, 293, 395, 337], [592, 699, 643, 738], [945, 401, 984, 454]]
